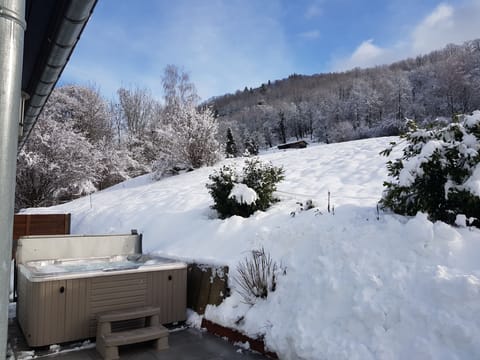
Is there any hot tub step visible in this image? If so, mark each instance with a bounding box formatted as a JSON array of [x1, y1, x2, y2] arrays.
[[97, 305, 161, 323], [103, 325, 168, 346], [96, 306, 169, 360]]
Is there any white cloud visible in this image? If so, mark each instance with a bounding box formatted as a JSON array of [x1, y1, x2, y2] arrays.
[[412, 2, 480, 53], [412, 3, 454, 53], [348, 39, 385, 65], [299, 30, 321, 39], [331, 0, 480, 72], [332, 39, 398, 71], [423, 3, 453, 27]]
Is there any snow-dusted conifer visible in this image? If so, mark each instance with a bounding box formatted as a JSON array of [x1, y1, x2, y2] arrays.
[[225, 128, 238, 158], [380, 111, 480, 227], [244, 137, 259, 156]]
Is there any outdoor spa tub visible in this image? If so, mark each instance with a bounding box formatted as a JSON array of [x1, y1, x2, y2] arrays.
[[15, 234, 187, 347]]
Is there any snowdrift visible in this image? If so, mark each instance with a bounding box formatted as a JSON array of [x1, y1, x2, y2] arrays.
[[25, 137, 480, 359]]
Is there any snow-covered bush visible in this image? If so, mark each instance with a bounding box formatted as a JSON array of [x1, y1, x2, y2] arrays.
[[235, 248, 279, 305], [380, 111, 480, 227], [206, 159, 284, 218]]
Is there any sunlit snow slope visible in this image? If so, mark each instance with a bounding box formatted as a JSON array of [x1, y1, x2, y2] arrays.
[[25, 137, 480, 360]]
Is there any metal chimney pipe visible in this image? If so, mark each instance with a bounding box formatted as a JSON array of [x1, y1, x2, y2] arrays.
[[0, 0, 25, 358]]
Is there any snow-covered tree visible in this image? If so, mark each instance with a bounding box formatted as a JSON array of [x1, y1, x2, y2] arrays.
[[225, 128, 238, 157], [153, 65, 221, 178], [44, 84, 112, 142], [16, 116, 101, 209], [117, 86, 158, 137], [276, 111, 287, 144], [112, 86, 164, 175], [15, 85, 139, 209], [16, 85, 117, 208], [380, 111, 480, 227], [244, 137, 259, 156], [153, 105, 220, 178], [95, 139, 139, 190]]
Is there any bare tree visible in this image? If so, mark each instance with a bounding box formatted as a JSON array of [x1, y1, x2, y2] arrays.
[[162, 64, 199, 111]]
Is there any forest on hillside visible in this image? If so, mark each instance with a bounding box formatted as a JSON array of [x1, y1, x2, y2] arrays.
[[210, 39, 480, 153], [16, 40, 480, 209]]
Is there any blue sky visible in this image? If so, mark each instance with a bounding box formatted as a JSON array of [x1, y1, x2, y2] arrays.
[[61, 0, 480, 101]]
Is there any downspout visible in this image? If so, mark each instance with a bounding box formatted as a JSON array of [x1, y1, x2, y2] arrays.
[[0, 0, 25, 358]]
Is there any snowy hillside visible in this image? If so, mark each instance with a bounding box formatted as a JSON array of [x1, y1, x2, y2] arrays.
[[25, 137, 480, 359]]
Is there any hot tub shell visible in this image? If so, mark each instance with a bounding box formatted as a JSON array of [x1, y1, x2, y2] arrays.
[[16, 235, 187, 347]]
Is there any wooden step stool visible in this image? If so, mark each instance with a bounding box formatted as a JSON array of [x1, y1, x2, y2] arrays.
[[96, 306, 169, 360]]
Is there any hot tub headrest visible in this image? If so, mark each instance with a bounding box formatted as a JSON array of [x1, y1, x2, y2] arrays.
[[16, 234, 142, 264]]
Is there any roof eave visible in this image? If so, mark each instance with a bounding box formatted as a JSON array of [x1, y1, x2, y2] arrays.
[[18, 0, 97, 151]]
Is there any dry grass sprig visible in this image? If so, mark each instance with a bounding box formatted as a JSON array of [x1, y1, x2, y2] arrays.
[[235, 248, 279, 305]]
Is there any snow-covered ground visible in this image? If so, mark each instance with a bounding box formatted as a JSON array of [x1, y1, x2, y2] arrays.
[[23, 136, 480, 359]]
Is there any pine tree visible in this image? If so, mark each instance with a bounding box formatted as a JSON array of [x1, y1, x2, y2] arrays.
[[277, 112, 287, 144], [225, 128, 238, 158], [244, 137, 259, 156]]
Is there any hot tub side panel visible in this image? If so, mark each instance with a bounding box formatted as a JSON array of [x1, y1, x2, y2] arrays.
[[87, 268, 187, 335], [18, 271, 71, 346], [87, 272, 149, 336], [64, 278, 90, 342], [18, 266, 187, 346], [146, 268, 187, 324]]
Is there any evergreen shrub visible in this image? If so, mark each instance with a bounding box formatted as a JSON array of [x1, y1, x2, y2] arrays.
[[380, 111, 480, 227], [206, 158, 284, 218]]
